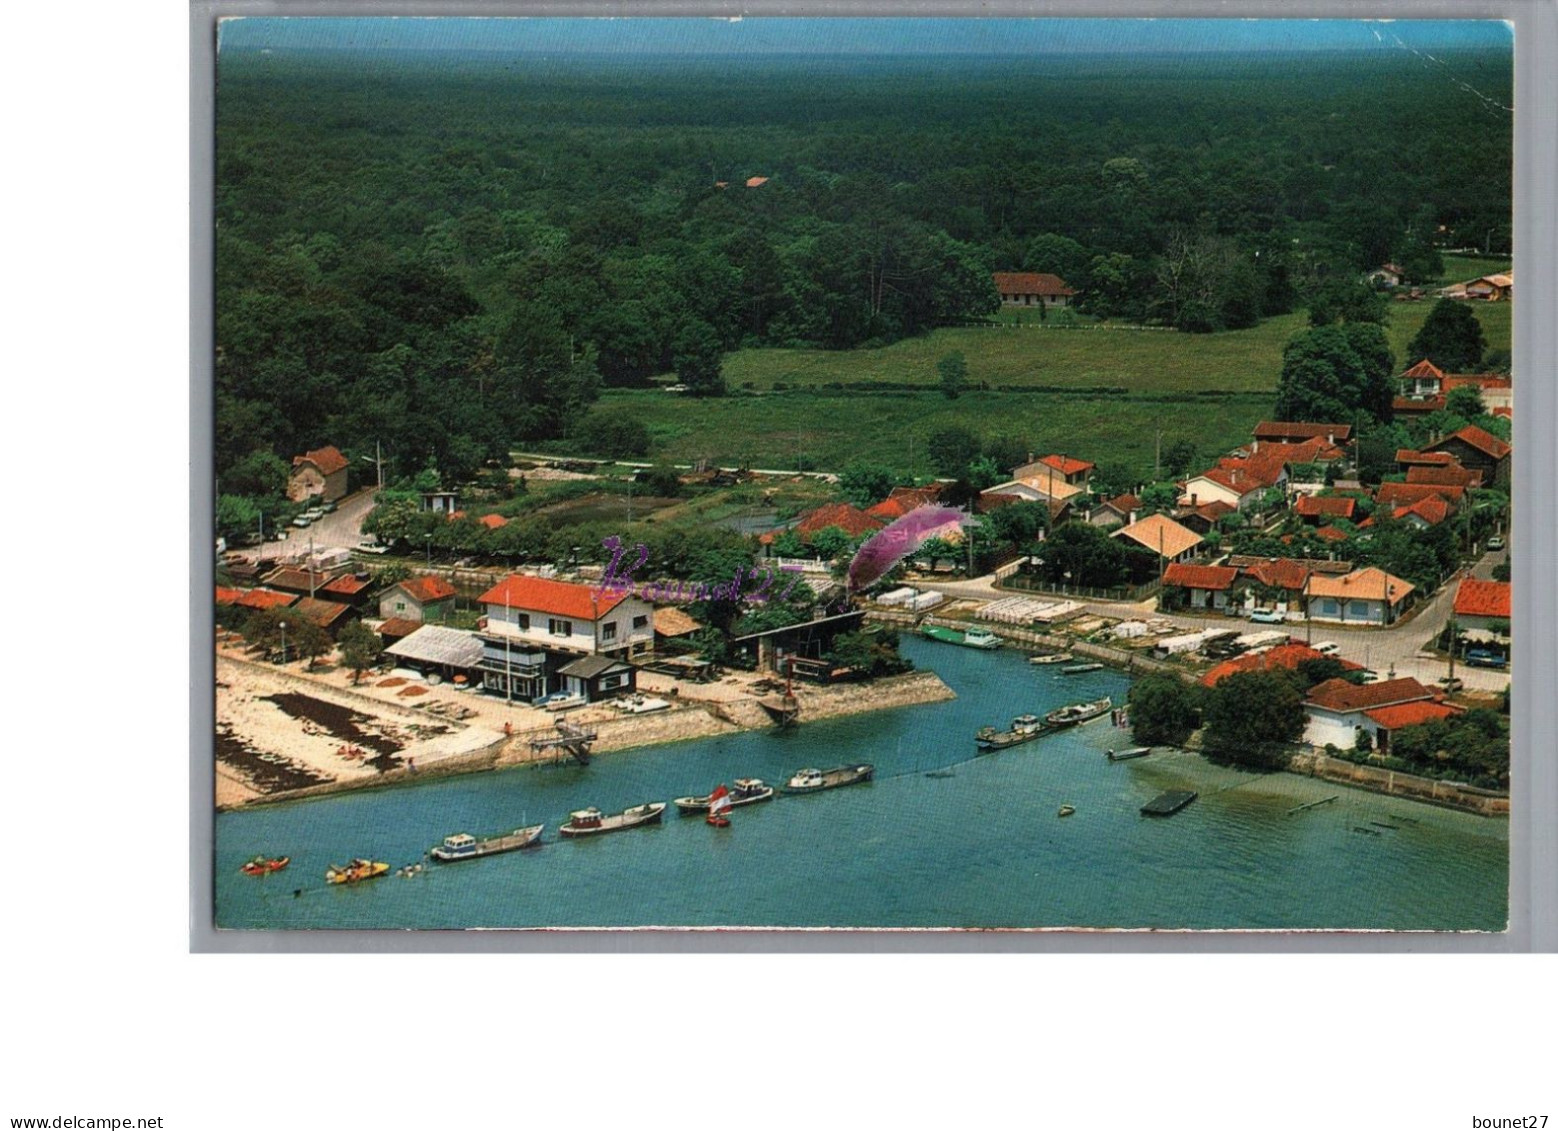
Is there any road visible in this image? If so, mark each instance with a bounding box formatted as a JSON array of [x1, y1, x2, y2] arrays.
[[243, 489, 377, 561], [922, 549, 1511, 693]]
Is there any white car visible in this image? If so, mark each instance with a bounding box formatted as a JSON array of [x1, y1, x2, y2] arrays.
[[1312, 641, 1340, 656]]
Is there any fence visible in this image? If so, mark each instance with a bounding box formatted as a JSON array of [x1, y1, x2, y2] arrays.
[[998, 572, 1162, 604]]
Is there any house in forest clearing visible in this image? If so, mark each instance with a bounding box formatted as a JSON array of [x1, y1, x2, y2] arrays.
[[992, 272, 1075, 308]]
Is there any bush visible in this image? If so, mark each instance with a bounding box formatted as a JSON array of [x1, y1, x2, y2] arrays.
[[574, 413, 652, 458]]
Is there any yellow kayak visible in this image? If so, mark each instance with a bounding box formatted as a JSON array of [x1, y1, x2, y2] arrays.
[[325, 859, 390, 885]]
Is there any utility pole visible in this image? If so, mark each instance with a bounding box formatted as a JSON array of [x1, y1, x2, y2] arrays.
[[308, 534, 317, 598], [1155, 428, 1162, 482]]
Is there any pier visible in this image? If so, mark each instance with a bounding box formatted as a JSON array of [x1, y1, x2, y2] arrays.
[[527, 719, 598, 766], [1141, 790, 1198, 817]]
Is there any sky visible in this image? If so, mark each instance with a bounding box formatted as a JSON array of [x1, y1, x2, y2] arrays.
[[217, 17, 1513, 57]]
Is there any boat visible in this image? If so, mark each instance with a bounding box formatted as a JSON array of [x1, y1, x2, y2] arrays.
[[1044, 697, 1113, 727], [706, 784, 734, 827], [614, 694, 671, 714], [1029, 652, 1074, 665], [558, 803, 666, 837], [430, 823, 544, 862], [784, 764, 874, 794], [975, 713, 1052, 750], [240, 855, 289, 876], [1140, 790, 1198, 817], [324, 858, 390, 885], [920, 624, 1002, 650], [673, 778, 776, 817], [1059, 662, 1105, 674], [1106, 746, 1153, 762], [1057, 804, 1076, 818]]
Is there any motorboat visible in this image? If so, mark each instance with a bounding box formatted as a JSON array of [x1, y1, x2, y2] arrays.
[[430, 824, 544, 862], [558, 803, 666, 837]]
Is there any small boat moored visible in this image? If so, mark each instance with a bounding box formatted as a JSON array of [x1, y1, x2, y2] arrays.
[[975, 714, 1051, 750], [784, 764, 874, 794], [673, 778, 776, 817], [430, 824, 544, 862], [558, 803, 667, 837], [325, 859, 390, 885], [1059, 662, 1105, 674], [1029, 652, 1073, 665], [1057, 804, 1076, 818], [1045, 697, 1113, 728], [240, 855, 290, 876], [1106, 746, 1153, 762]]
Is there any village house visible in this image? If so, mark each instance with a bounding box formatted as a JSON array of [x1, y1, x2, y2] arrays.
[[1358, 495, 1453, 532], [1161, 563, 1240, 612], [992, 271, 1075, 308], [1293, 495, 1357, 525], [1012, 454, 1094, 489], [378, 575, 458, 625], [760, 501, 884, 553], [979, 474, 1085, 522], [1395, 448, 1457, 472], [1375, 481, 1465, 510], [1425, 424, 1511, 487], [1113, 513, 1203, 569], [319, 572, 373, 608], [1442, 374, 1512, 414], [1180, 453, 1287, 513], [1177, 499, 1236, 536], [1452, 577, 1511, 632], [1304, 567, 1416, 626], [1400, 359, 1447, 398], [1406, 464, 1482, 489], [1088, 492, 1139, 529], [1393, 394, 1447, 420], [260, 566, 337, 598], [383, 625, 486, 686], [1464, 273, 1513, 301], [233, 587, 297, 613], [287, 445, 350, 504], [1365, 263, 1404, 287], [1251, 421, 1353, 448], [864, 484, 946, 522], [1302, 676, 1455, 753], [1202, 643, 1361, 689], [291, 596, 356, 638], [419, 489, 459, 515]]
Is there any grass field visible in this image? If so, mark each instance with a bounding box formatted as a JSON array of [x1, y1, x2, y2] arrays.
[[722, 302, 1510, 395], [607, 297, 1511, 485]]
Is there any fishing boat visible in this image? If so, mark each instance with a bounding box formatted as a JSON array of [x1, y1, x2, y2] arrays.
[[1106, 746, 1153, 762], [1059, 661, 1105, 674], [240, 855, 289, 876], [920, 624, 1002, 650], [558, 802, 666, 838], [430, 823, 544, 862], [1057, 804, 1076, 818], [975, 714, 1051, 751], [1044, 697, 1113, 727], [705, 785, 734, 828], [324, 859, 390, 885], [784, 764, 874, 794], [1029, 652, 1073, 665], [673, 778, 776, 817]]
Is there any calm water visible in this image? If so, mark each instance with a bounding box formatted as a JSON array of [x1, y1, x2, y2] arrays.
[[215, 637, 1508, 930]]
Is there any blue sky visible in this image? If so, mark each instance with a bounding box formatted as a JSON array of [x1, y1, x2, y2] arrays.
[[218, 17, 1512, 57]]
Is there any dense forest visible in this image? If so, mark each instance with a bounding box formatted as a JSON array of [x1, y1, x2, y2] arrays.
[[214, 48, 1512, 490]]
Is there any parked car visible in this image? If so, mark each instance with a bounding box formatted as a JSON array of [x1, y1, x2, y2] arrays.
[[355, 539, 389, 556], [1437, 677, 1464, 693], [291, 514, 313, 528], [1312, 641, 1340, 656], [1356, 670, 1381, 683], [302, 507, 325, 521], [1464, 648, 1507, 669], [1485, 535, 1505, 551], [319, 498, 337, 513], [1248, 608, 1284, 624]]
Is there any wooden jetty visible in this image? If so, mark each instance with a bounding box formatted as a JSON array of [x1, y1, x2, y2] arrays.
[[529, 718, 597, 766], [1285, 795, 1340, 815], [1106, 747, 1153, 762], [1140, 790, 1198, 817]]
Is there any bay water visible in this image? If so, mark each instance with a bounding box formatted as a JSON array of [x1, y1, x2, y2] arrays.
[[215, 636, 1508, 931]]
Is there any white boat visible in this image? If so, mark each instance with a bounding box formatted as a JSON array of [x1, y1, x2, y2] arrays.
[[1030, 652, 1074, 665], [1045, 697, 1113, 727], [430, 823, 544, 862]]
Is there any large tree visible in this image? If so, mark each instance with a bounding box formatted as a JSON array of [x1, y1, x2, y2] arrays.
[[926, 426, 981, 477], [1273, 323, 1396, 426], [1201, 670, 1306, 768], [1128, 673, 1203, 746], [1406, 299, 1487, 373]]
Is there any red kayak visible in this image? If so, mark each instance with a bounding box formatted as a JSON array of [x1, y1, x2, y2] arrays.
[[241, 855, 290, 876]]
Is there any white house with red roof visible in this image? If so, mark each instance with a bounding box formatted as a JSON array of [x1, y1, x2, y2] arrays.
[[1161, 562, 1240, 611], [1452, 578, 1511, 631], [473, 574, 653, 701], [379, 575, 458, 624], [1012, 454, 1094, 488], [1301, 676, 1450, 751], [992, 272, 1075, 308], [287, 445, 350, 503]]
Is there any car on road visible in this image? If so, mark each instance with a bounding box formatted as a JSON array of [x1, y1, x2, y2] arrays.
[[1464, 648, 1508, 669], [1485, 535, 1505, 551], [1248, 608, 1284, 624], [1312, 641, 1340, 656]]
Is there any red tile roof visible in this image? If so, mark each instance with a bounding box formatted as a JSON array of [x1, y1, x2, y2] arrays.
[[1394, 449, 1456, 467], [1202, 644, 1358, 688], [1453, 578, 1510, 619], [261, 567, 335, 594], [215, 586, 244, 606], [1431, 424, 1511, 461], [1267, 435, 1346, 463], [992, 272, 1075, 297], [1240, 558, 1311, 592], [1376, 482, 1465, 507], [1401, 359, 1445, 380], [478, 513, 509, 530], [477, 574, 627, 619], [1442, 374, 1511, 392], [1294, 495, 1357, 519], [1406, 465, 1481, 488], [1397, 497, 1452, 526], [321, 574, 371, 597], [1037, 454, 1094, 477], [235, 587, 298, 611], [1100, 493, 1140, 516], [1312, 526, 1351, 542], [293, 445, 348, 476], [794, 502, 886, 540], [1364, 701, 1461, 730], [1305, 676, 1434, 713], [399, 576, 457, 604], [377, 617, 422, 639], [1162, 563, 1239, 591], [293, 597, 353, 629], [1393, 396, 1446, 414], [1253, 421, 1353, 443], [1187, 500, 1236, 522]]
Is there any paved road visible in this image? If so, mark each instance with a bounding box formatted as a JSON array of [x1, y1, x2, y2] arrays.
[[920, 552, 1511, 693], [244, 489, 377, 561]]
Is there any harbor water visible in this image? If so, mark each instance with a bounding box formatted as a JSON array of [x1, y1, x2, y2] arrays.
[[214, 636, 1508, 931]]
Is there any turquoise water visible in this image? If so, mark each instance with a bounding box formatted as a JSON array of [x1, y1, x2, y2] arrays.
[[214, 637, 1508, 931]]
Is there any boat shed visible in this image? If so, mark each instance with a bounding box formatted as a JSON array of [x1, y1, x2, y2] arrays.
[[729, 609, 866, 673], [384, 626, 485, 683], [557, 654, 637, 703]]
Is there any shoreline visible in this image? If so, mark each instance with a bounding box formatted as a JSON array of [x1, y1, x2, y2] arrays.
[[215, 665, 956, 812]]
